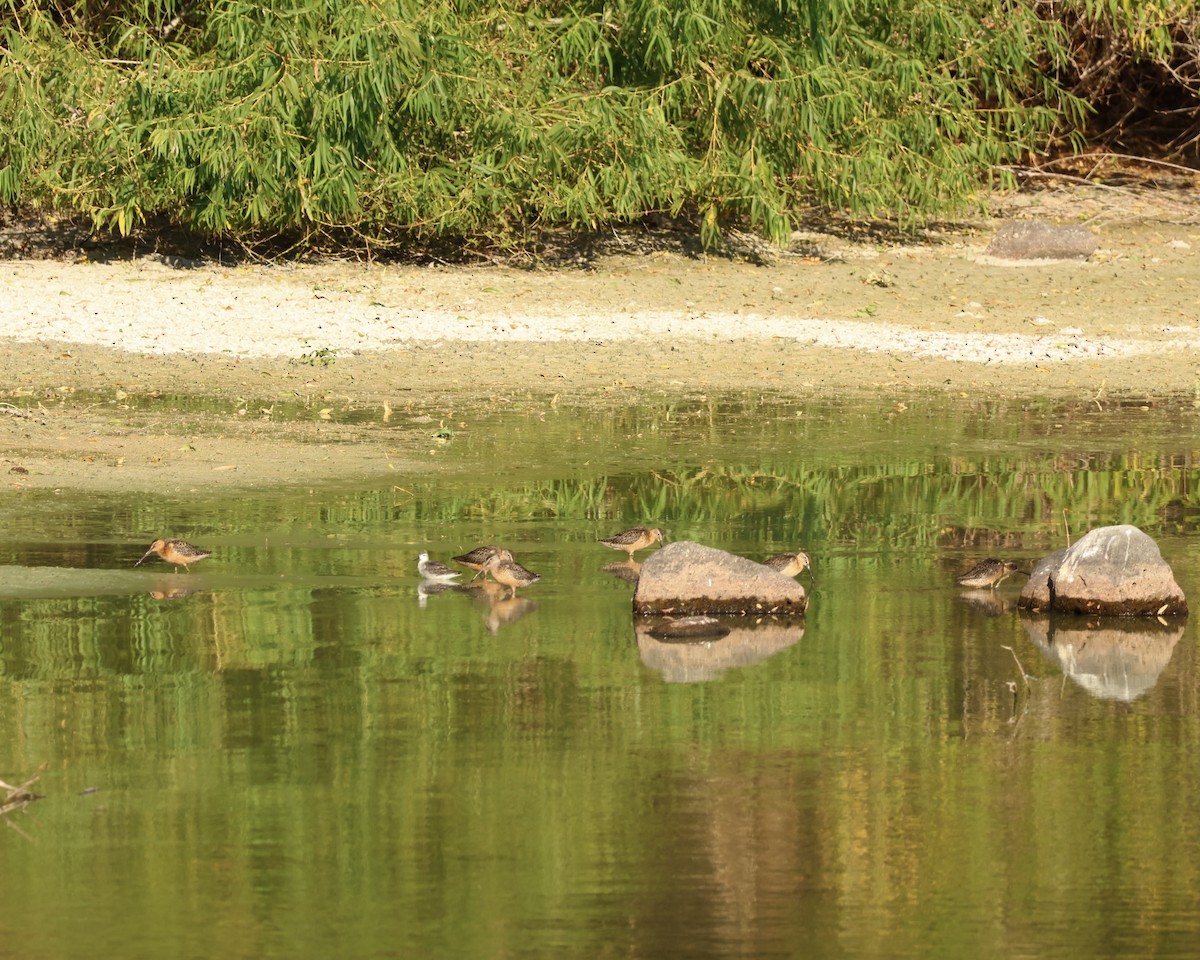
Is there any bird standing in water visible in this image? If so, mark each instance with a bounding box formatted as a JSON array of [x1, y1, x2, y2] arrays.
[[481, 553, 541, 597], [956, 558, 1023, 589], [764, 550, 813, 579], [598, 526, 664, 560], [136, 538, 211, 574], [452, 545, 514, 581], [418, 552, 462, 582]]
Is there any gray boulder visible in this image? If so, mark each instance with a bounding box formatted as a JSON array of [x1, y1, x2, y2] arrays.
[[633, 541, 808, 617], [1016, 547, 1068, 611], [1018, 525, 1187, 616], [985, 220, 1097, 261]]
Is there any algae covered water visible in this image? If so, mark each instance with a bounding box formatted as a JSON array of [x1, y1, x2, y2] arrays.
[[1, 394, 1198, 959]]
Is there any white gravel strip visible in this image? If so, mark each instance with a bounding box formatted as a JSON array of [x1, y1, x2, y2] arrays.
[[2, 260, 1197, 364]]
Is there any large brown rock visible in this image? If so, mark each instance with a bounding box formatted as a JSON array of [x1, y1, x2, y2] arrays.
[[632, 541, 808, 617], [1018, 525, 1187, 616]]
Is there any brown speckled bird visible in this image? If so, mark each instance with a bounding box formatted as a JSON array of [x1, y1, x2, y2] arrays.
[[598, 526, 663, 560], [452, 545, 514, 581], [764, 549, 812, 579], [136, 538, 211, 574], [481, 553, 541, 597], [956, 558, 1023, 589]]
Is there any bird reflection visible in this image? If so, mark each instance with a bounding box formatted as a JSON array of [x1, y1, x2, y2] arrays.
[[149, 580, 201, 601], [601, 558, 641, 584], [417, 579, 458, 608], [956, 588, 1013, 616], [485, 596, 537, 635], [464, 580, 538, 633]]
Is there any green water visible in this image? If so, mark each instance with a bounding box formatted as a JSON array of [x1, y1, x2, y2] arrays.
[[2, 395, 1199, 959]]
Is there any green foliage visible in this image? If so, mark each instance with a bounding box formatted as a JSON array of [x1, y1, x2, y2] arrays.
[[0, 0, 1078, 250]]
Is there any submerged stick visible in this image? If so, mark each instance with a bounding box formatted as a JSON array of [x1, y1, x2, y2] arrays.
[[1000, 645, 1031, 695], [0, 762, 46, 816]]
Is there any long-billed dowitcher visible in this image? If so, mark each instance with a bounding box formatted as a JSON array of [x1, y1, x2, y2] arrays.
[[452, 545, 514, 580], [598, 526, 663, 559], [136, 538, 211, 574], [764, 550, 812, 579], [418, 551, 462, 582], [481, 553, 541, 597], [956, 558, 1022, 589]]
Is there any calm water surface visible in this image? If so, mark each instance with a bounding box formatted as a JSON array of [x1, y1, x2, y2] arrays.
[[2, 395, 1199, 959]]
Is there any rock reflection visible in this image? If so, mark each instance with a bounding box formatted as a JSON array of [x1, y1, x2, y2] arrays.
[[1020, 614, 1184, 701], [635, 619, 802, 683]]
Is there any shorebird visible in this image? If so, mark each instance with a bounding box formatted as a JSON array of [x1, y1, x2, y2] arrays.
[[764, 550, 812, 579], [956, 558, 1023, 589], [418, 552, 462, 582], [136, 538, 211, 574], [452, 545, 513, 581], [598, 526, 663, 560], [481, 553, 541, 597]]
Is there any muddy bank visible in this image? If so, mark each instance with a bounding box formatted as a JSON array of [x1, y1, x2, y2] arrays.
[[4, 207, 1200, 492]]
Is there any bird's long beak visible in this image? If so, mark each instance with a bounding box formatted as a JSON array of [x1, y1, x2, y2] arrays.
[[135, 548, 155, 566]]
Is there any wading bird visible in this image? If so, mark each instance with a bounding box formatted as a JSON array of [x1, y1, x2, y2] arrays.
[[956, 558, 1023, 589], [136, 538, 211, 574], [418, 552, 462, 582], [598, 526, 663, 560]]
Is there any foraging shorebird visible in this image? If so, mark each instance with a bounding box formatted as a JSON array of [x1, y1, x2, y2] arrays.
[[598, 526, 663, 560], [452, 545, 514, 581], [956, 558, 1023, 589], [418, 551, 462, 582], [764, 550, 812, 579], [136, 538, 211, 574], [481, 553, 541, 597]]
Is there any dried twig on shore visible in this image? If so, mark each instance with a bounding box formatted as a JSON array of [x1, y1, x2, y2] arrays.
[[0, 402, 37, 421]]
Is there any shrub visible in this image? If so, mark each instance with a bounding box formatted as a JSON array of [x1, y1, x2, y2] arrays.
[[0, 0, 1082, 250]]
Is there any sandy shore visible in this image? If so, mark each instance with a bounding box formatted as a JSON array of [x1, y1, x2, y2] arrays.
[[3, 211, 1200, 492]]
